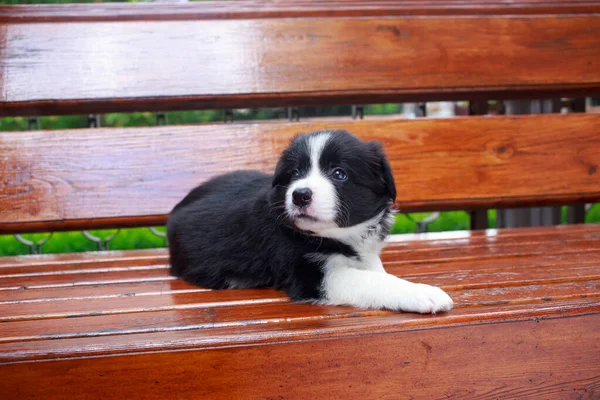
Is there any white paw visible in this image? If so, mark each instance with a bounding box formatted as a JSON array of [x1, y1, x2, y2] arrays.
[[401, 284, 454, 314]]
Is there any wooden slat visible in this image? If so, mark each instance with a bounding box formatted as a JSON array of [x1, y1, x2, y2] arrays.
[[1, 300, 599, 363], [0, 269, 176, 292], [0, 280, 193, 303], [1, 115, 599, 232], [1, 6, 599, 116], [1, 297, 596, 345], [384, 222, 600, 246], [4, 1, 600, 23], [0, 248, 168, 269], [1, 301, 599, 362], [4, 314, 598, 399]]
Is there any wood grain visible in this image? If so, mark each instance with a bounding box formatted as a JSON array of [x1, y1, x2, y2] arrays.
[[0, 297, 596, 345], [1, 314, 598, 399], [2, 301, 599, 363], [3, 1, 600, 23], [1, 10, 599, 116], [1, 115, 599, 233]]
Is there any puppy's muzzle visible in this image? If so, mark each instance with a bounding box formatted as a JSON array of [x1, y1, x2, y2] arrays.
[[292, 188, 312, 208]]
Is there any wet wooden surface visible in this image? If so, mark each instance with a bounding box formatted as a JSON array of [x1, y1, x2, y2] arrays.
[[1, 3, 600, 116], [0, 224, 599, 399], [4, 1, 600, 22], [2, 114, 599, 233]]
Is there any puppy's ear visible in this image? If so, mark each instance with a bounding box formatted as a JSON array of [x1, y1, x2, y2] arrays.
[[272, 157, 286, 188], [381, 157, 396, 202], [272, 133, 305, 188], [369, 141, 396, 202]]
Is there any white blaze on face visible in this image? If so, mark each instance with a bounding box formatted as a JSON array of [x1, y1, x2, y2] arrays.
[[286, 133, 338, 232]]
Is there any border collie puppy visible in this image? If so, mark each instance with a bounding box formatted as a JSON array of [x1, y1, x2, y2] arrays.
[[168, 130, 453, 314]]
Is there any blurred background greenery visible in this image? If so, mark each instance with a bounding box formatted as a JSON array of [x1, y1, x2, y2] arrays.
[[1, 0, 599, 256]]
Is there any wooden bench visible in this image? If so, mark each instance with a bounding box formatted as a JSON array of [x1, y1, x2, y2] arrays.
[[1, 2, 600, 398]]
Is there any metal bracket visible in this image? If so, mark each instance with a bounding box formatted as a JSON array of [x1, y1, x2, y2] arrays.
[[156, 112, 168, 126], [88, 114, 101, 128], [351, 105, 364, 120], [27, 117, 40, 130], [82, 230, 121, 251], [14, 233, 53, 255], [405, 212, 441, 233], [287, 107, 300, 122], [223, 110, 235, 123], [148, 227, 168, 246]]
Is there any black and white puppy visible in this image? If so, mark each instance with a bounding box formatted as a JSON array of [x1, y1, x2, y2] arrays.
[[167, 130, 453, 314]]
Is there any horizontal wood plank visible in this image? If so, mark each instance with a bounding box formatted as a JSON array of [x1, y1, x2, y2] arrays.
[[1, 297, 596, 345], [1, 7, 599, 115], [1, 300, 599, 363], [1, 313, 599, 399], [4, 1, 600, 23], [1, 115, 599, 232]]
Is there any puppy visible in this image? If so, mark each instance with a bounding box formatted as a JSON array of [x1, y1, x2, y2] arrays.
[[167, 130, 453, 314]]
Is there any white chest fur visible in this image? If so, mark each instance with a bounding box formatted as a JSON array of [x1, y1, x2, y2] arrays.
[[316, 212, 454, 314]]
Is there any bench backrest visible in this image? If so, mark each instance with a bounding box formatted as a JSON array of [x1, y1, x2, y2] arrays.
[[1, 1, 600, 233], [2, 1, 600, 116]]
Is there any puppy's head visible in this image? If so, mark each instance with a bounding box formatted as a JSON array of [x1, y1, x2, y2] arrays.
[[271, 130, 396, 234]]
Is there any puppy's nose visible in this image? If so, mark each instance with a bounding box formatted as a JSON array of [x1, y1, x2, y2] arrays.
[[292, 188, 312, 207]]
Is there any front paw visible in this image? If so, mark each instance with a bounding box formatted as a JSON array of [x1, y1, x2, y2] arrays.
[[403, 284, 454, 314]]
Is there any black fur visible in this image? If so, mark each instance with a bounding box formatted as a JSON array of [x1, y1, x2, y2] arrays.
[[167, 130, 395, 302]]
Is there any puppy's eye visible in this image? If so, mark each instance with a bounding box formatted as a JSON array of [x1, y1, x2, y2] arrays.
[[292, 169, 300, 177], [331, 168, 348, 181]]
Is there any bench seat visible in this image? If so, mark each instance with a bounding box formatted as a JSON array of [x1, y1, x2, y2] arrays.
[[2, 224, 599, 398]]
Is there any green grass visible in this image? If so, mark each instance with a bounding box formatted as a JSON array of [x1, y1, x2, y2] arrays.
[[0, 228, 166, 256]]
